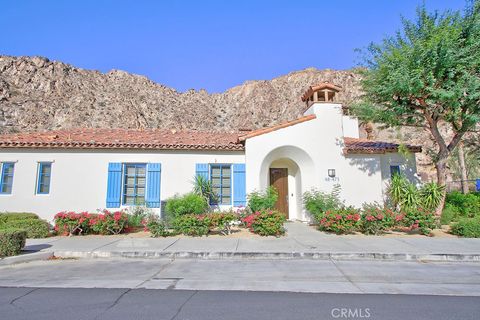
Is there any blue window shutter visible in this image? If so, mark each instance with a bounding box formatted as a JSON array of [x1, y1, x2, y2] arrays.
[[106, 163, 122, 208], [146, 163, 161, 208], [233, 163, 246, 206], [476, 179, 480, 192], [195, 163, 209, 180]]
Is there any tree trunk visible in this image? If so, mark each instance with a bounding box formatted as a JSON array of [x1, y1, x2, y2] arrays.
[[434, 156, 448, 217], [458, 142, 469, 194]]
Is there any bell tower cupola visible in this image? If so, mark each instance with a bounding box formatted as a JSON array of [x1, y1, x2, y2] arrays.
[[301, 82, 342, 107]]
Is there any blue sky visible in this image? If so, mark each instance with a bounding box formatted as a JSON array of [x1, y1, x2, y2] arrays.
[[0, 0, 466, 92]]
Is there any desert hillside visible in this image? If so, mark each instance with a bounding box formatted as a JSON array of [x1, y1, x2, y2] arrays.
[[0, 55, 436, 178]]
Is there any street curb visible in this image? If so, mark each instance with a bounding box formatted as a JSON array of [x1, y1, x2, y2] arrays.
[[0, 251, 54, 266], [52, 250, 480, 262]]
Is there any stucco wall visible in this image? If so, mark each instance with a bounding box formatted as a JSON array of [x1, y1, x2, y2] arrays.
[[0, 149, 245, 221], [245, 103, 418, 221], [379, 152, 420, 198]]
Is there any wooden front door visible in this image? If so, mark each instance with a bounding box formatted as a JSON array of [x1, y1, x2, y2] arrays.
[[269, 168, 289, 218]]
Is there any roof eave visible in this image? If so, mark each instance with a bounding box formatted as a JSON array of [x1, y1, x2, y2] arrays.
[[343, 146, 422, 155], [0, 143, 245, 152], [238, 114, 316, 141]]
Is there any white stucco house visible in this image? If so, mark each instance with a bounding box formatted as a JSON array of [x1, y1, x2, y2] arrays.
[[0, 83, 421, 221]]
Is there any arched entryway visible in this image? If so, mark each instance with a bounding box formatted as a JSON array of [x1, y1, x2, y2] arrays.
[[259, 146, 315, 221]]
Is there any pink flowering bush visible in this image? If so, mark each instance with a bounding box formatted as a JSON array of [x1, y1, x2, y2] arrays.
[[318, 207, 360, 234], [361, 206, 404, 235], [241, 209, 286, 236], [54, 210, 129, 236]]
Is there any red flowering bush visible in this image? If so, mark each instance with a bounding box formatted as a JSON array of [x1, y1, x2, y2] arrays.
[[143, 215, 172, 237], [54, 211, 92, 236], [241, 210, 286, 236], [90, 210, 129, 235], [207, 212, 237, 235], [318, 207, 360, 234], [361, 206, 404, 235], [402, 207, 436, 235], [54, 210, 129, 236]]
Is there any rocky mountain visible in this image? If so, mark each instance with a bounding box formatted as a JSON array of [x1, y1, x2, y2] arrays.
[[0, 55, 436, 178]]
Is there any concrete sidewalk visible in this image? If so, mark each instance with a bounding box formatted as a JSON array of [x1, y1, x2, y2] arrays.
[[24, 222, 480, 262]]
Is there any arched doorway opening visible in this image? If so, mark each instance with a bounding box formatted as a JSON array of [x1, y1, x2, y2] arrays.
[[259, 146, 315, 221]]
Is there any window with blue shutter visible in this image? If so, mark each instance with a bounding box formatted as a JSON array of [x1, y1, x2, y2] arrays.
[[122, 163, 147, 206], [0, 162, 15, 194], [233, 163, 246, 206], [106, 163, 122, 207], [210, 164, 231, 205], [36, 162, 52, 194], [146, 163, 161, 208]]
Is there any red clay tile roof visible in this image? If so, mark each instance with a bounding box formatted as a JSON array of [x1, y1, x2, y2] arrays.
[[301, 82, 342, 102], [343, 137, 422, 154], [0, 128, 244, 151], [238, 114, 316, 141]]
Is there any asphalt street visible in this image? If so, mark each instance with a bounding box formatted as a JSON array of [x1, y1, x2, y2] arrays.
[[1, 258, 480, 319], [0, 287, 479, 320]]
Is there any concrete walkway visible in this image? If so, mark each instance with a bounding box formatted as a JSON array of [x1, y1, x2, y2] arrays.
[[23, 222, 480, 262]]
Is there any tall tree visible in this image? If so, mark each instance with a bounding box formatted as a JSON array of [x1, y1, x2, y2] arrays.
[[457, 141, 469, 193], [353, 2, 480, 215]]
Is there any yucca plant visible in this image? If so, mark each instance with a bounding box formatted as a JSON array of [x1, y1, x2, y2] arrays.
[[420, 182, 445, 211], [388, 174, 420, 211], [388, 174, 408, 209], [192, 175, 218, 206], [400, 183, 421, 210]]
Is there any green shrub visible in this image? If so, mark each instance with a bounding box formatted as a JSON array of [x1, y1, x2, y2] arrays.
[[451, 217, 480, 238], [0, 212, 39, 224], [165, 193, 208, 221], [126, 206, 153, 228], [445, 191, 480, 218], [303, 185, 343, 222], [146, 218, 172, 237], [0, 229, 27, 257], [446, 191, 467, 208], [441, 204, 461, 225], [172, 214, 210, 236], [247, 186, 278, 213], [1, 218, 50, 238], [317, 207, 361, 234], [402, 207, 437, 235], [242, 209, 286, 236]]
